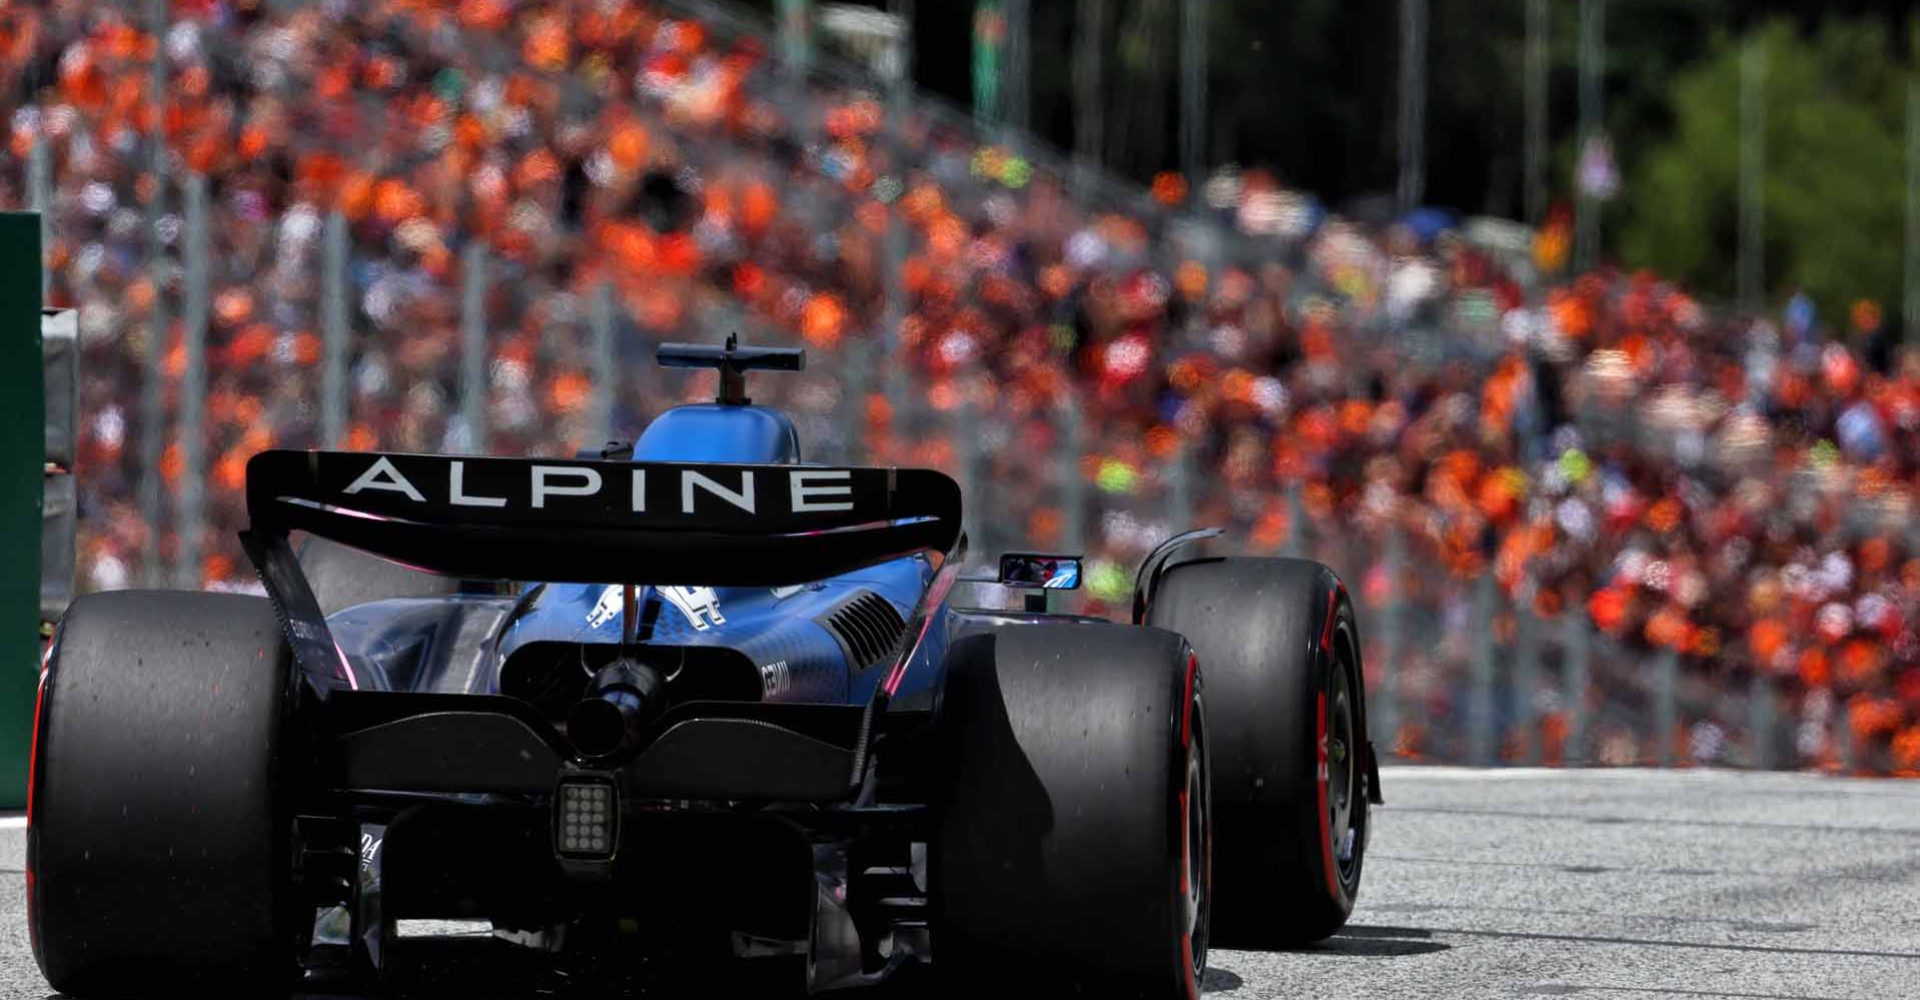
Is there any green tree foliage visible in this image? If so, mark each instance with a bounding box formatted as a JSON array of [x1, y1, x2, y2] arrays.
[[1618, 20, 1907, 315]]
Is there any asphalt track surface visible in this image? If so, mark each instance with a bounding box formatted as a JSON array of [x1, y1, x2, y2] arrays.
[[0, 767, 1913, 999]]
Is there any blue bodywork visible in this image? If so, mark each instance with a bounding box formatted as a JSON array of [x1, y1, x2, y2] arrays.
[[331, 402, 949, 707]]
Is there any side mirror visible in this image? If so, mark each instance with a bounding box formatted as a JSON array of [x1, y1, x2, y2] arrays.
[[998, 553, 1082, 591]]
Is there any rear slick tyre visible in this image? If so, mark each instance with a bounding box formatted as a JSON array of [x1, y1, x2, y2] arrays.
[[1146, 557, 1371, 947], [931, 623, 1210, 999], [29, 591, 301, 999]]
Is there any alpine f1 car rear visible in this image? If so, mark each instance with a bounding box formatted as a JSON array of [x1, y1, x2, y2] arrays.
[[27, 341, 1377, 999]]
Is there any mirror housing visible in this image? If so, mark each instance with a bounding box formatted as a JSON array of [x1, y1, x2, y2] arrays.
[[997, 553, 1082, 591]]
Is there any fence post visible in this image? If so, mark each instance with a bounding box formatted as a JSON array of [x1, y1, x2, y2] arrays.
[[841, 337, 871, 465], [778, 0, 814, 77], [880, 13, 911, 440], [1375, 524, 1404, 759], [320, 211, 349, 448], [1167, 439, 1193, 532], [27, 133, 50, 301], [958, 379, 985, 562], [1835, 702, 1856, 774], [1058, 396, 1086, 554], [1655, 645, 1679, 767], [1749, 670, 1776, 770], [1563, 611, 1590, 765], [1284, 481, 1306, 558], [1514, 590, 1540, 766], [174, 173, 209, 591], [459, 243, 488, 454], [589, 280, 616, 446], [139, 181, 169, 587], [881, 222, 910, 438], [1469, 572, 1498, 766]]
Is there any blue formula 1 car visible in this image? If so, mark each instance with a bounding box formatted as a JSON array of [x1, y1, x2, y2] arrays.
[[27, 340, 1380, 999]]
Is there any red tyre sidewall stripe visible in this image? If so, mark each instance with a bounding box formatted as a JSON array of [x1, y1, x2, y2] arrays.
[[26, 646, 50, 961], [1316, 584, 1343, 900], [1178, 648, 1198, 898], [1178, 649, 1200, 999], [27, 664, 45, 828], [1319, 588, 1340, 650], [1178, 770, 1199, 1000]]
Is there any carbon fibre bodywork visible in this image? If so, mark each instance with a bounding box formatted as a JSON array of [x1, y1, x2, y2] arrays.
[[228, 386, 984, 989], [30, 342, 1376, 998]]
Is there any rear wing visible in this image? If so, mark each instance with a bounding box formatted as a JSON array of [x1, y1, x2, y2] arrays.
[[239, 450, 962, 700], [244, 450, 962, 586]]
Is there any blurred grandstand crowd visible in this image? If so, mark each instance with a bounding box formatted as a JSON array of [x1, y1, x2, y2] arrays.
[[3, 0, 1918, 774]]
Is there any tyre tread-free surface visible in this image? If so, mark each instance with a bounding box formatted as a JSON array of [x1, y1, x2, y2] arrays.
[[932, 621, 1204, 999], [30, 590, 297, 998]]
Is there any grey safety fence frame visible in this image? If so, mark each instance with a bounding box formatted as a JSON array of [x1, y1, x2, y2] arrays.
[[18, 0, 1855, 773]]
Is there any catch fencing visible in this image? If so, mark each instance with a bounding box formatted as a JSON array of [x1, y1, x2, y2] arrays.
[[11, 0, 1871, 772]]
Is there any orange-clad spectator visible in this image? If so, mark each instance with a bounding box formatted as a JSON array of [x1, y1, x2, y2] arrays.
[[7, 0, 1920, 773]]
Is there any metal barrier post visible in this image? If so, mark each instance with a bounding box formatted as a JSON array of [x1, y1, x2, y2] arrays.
[[1284, 481, 1306, 558], [459, 243, 488, 454], [320, 211, 349, 447], [1836, 704, 1856, 774], [1514, 593, 1541, 765], [589, 280, 617, 446], [1749, 671, 1776, 770], [1376, 525, 1404, 757], [958, 380, 985, 561], [1655, 645, 1679, 767], [777, 0, 813, 75], [27, 134, 50, 301], [1058, 396, 1086, 554], [880, 8, 911, 436], [1167, 439, 1193, 532], [174, 174, 209, 591], [140, 156, 169, 584], [881, 219, 909, 437], [140, 0, 171, 586], [1564, 611, 1591, 765], [841, 337, 871, 465], [1469, 572, 1497, 766]]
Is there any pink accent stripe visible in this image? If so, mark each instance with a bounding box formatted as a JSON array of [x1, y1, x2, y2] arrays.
[[1319, 585, 1342, 650], [332, 639, 360, 691], [26, 669, 44, 828], [882, 559, 963, 698], [1316, 580, 1344, 899]]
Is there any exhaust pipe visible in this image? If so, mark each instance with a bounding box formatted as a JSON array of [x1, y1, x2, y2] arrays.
[[566, 659, 666, 758]]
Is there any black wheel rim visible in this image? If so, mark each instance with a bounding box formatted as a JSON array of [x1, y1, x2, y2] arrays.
[[1328, 646, 1361, 888]]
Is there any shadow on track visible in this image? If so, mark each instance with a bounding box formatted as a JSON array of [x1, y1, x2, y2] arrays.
[[1201, 966, 1244, 992], [1216, 924, 1452, 960], [1318, 924, 1452, 957], [42, 930, 1447, 999]]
